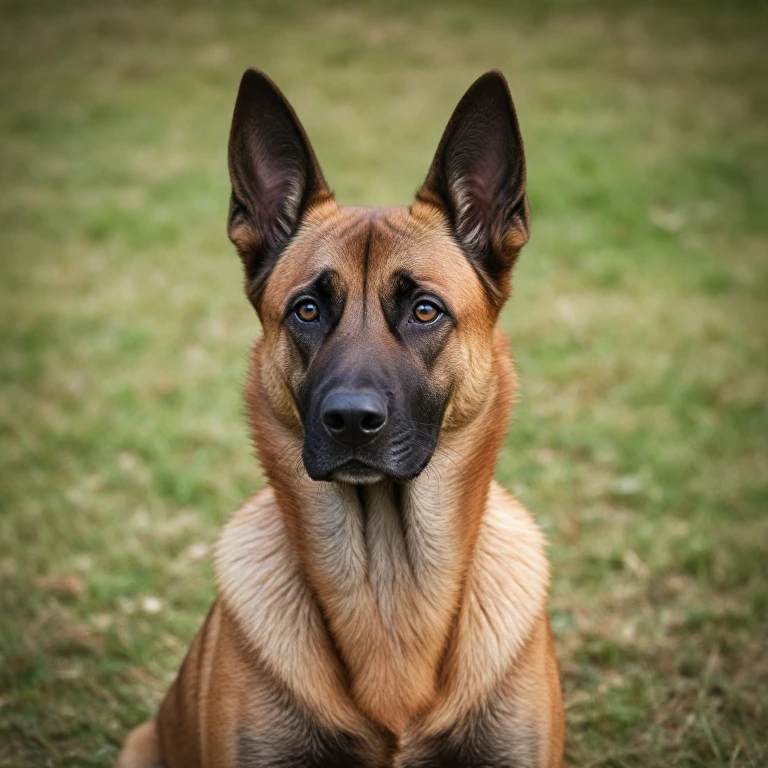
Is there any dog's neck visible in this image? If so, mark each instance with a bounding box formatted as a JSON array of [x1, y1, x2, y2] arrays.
[[247, 332, 515, 734]]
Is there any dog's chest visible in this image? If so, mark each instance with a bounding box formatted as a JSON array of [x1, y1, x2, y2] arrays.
[[235, 721, 536, 768], [236, 728, 372, 768]]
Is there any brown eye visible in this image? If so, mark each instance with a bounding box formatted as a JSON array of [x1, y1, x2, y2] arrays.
[[413, 301, 440, 324], [295, 300, 319, 322]]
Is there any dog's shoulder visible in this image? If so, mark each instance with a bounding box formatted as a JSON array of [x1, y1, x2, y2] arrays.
[[215, 487, 284, 585], [477, 480, 551, 620], [215, 488, 296, 637], [430, 481, 550, 715], [488, 481, 549, 589], [214, 489, 369, 736], [477, 479, 551, 667]]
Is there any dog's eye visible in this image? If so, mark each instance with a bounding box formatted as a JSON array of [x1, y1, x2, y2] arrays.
[[295, 300, 319, 323], [412, 301, 441, 324]]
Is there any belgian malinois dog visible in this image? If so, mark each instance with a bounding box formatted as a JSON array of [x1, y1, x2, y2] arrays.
[[117, 68, 565, 767]]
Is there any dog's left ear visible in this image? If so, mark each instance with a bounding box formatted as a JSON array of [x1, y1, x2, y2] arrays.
[[417, 70, 529, 304]]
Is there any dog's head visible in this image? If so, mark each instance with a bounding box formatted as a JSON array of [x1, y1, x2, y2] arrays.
[[227, 69, 529, 484]]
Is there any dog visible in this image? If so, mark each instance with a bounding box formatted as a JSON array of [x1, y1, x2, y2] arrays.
[[116, 68, 565, 768]]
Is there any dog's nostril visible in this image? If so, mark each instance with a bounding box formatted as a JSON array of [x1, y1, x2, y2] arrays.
[[323, 410, 345, 432], [360, 411, 385, 432]]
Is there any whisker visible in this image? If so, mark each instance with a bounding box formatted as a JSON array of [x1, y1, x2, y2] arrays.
[[434, 448, 465, 477], [268, 439, 301, 476], [407, 426, 468, 465]]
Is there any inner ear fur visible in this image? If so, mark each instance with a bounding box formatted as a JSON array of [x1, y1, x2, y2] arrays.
[[227, 68, 333, 304], [417, 69, 530, 305]]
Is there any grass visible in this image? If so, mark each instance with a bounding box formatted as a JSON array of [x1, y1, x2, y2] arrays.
[[0, 0, 766, 765]]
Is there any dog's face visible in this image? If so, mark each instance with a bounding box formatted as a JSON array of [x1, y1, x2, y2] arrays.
[[227, 70, 529, 484]]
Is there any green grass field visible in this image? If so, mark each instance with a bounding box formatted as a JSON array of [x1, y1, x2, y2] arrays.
[[1, 1, 766, 765]]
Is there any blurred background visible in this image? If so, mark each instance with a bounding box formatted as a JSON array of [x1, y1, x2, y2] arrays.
[[1, 0, 766, 765]]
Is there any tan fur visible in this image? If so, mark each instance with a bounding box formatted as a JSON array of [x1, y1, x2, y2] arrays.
[[116, 721, 162, 768], [118, 69, 565, 768]]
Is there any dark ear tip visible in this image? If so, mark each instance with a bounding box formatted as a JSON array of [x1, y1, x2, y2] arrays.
[[237, 67, 280, 99], [479, 68, 508, 85], [240, 67, 270, 84], [467, 69, 513, 102]]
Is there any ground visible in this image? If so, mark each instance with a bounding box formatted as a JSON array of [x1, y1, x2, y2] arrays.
[[0, 1, 766, 765]]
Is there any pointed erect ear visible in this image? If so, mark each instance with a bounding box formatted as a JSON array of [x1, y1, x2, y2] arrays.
[[227, 68, 332, 302], [417, 70, 530, 305]]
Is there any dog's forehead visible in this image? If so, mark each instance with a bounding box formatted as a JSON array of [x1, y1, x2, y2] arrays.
[[264, 202, 486, 312]]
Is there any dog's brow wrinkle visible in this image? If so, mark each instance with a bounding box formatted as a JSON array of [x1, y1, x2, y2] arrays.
[[379, 210, 417, 267], [376, 216, 404, 236], [361, 221, 373, 324], [330, 216, 368, 242]]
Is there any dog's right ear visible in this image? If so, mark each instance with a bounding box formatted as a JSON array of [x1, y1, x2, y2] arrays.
[[227, 69, 332, 302]]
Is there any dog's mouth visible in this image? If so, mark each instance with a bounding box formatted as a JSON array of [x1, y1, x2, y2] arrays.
[[301, 413, 442, 485], [329, 460, 385, 485], [304, 451, 435, 486]]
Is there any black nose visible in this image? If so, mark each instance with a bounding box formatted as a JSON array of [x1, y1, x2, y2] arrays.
[[321, 390, 387, 449]]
